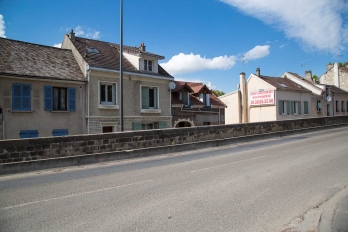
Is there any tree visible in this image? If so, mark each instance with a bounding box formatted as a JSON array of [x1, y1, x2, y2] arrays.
[[212, 90, 225, 97], [338, 61, 348, 68], [312, 74, 320, 84]]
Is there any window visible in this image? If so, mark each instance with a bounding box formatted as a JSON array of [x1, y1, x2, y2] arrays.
[[132, 121, 167, 131], [87, 47, 99, 54], [102, 126, 113, 133], [12, 84, 31, 110], [342, 101, 345, 112], [203, 122, 211, 125], [141, 86, 158, 109], [290, 101, 301, 115], [44, 86, 76, 111], [200, 93, 211, 107], [142, 123, 154, 130], [336, 101, 340, 112], [100, 82, 116, 105], [317, 101, 322, 112], [181, 92, 190, 106], [20, 130, 38, 138], [278, 100, 289, 115], [304, 101, 309, 115], [144, 60, 153, 71], [52, 129, 68, 136]]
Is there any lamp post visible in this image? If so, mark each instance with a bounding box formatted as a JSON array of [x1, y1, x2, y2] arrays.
[[119, 0, 124, 131]]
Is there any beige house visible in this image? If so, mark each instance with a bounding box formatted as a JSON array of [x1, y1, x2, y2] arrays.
[[321, 62, 348, 92], [0, 37, 86, 140], [61, 30, 173, 133], [220, 69, 312, 124]]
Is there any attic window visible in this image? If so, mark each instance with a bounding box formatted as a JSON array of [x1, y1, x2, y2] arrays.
[[87, 47, 99, 54], [279, 83, 288, 88]]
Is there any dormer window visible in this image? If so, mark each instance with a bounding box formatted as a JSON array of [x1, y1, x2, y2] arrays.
[[144, 60, 153, 71], [180, 92, 190, 106], [200, 93, 211, 107], [87, 47, 99, 54]]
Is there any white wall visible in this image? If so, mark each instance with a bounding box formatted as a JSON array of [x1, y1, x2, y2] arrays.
[[219, 91, 240, 124]]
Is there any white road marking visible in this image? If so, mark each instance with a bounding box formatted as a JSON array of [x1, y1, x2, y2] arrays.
[[190, 156, 266, 173], [0, 179, 153, 211]]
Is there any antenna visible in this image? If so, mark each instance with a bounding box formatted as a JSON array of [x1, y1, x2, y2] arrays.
[[298, 59, 310, 70]]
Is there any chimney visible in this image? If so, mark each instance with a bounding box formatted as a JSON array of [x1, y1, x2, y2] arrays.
[[305, 70, 312, 82], [69, 29, 75, 40], [326, 62, 333, 71], [240, 72, 248, 123], [256, 68, 260, 77], [140, 43, 146, 52], [334, 62, 340, 87]]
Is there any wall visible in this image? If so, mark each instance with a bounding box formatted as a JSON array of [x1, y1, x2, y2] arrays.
[[275, 90, 312, 120], [0, 76, 86, 139], [321, 64, 348, 92], [172, 106, 225, 127], [332, 94, 348, 116], [1, 116, 348, 164], [219, 90, 241, 124]]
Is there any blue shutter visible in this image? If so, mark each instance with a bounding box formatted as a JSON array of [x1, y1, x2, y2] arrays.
[[68, 87, 76, 111], [286, 101, 291, 115], [12, 84, 22, 110], [298, 102, 302, 115], [141, 87, 149, 109], [154, 87, 158, 109], [20, 130, 38, 138], [44, 86, 53, 110], [52, 129, 68, 136], [22, 84, 31, 110], [159, 122, 167, 129]]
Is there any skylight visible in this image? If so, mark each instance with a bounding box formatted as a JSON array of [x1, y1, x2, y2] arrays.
[[279, 83, 288, 88], [87, 47, 99, 54]]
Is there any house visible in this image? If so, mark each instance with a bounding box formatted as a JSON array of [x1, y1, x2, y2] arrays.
[[220, 69, 312, 124], [283, 71, 348, 117], [171, 81, 226, 127], [0, 37, 86, 140], [61, 30, 173, 133], [320, 62, 348, 92]]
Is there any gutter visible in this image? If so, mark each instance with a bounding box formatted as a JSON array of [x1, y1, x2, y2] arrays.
[[87, 69, 91, 134]]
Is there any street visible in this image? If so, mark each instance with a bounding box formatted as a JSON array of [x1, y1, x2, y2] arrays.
[[0, 127, 348, 231]]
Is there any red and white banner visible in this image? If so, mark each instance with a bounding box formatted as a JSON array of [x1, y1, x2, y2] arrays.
[[249, 89, 274, 106]]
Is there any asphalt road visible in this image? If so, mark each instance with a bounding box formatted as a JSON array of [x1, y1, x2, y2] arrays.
[[1, 127, 348, 232]]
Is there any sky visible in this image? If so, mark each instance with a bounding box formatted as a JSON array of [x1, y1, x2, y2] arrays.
[[1, 0, 348, 94]]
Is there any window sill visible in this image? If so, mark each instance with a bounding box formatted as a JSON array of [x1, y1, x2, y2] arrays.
[[51, 111, 71, 113], [98, 104, 120, 109], [141, 109, 161, 113], [9, 110, 35, 113], [293, 113, 299, 116]]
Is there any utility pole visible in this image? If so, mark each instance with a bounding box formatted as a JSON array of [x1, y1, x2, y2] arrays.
[[119, 0, 124, 131]]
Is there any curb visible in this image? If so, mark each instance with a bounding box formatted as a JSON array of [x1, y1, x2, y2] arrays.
[[1, 124, 347, 175]]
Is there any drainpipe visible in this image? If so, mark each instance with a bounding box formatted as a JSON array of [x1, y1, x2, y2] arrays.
[[87, 68, 91, 134], [2, 120, 4, 140]]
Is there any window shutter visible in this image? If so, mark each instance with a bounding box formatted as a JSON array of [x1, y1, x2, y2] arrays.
[[206, 94, 210, 106], [12, 84, 22, 110], [20, 130, 38, 138], [30, 130, 38, 138], [304, 101, 309, 114], [159, 121, 167, 129], [52, 129, 68, 136], [68, 87, 76, 111], [44, 86, 53, 110], [278, 100, 283, 115], [286, 101, 291, 115], [22, 84, 31, 110], [141, 87, 149, 109], [132, 122, 142, 130], [290, 101, 294, 114], [154, 87, 158, 109], [298, 101, 302, 115]]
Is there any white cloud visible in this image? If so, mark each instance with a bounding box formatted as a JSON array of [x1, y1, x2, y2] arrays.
[[73, 26, 100, 39], [160, 53, 237, 75], [242, 45, 270, 61], [53, 43, 62, 48], [220, 0, 348, 53], [0, 14, 6, 38]]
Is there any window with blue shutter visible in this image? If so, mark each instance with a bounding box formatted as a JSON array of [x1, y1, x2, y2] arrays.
[[20, 130, 38, 138], [68, 87, 76, 111], [12, 84, 31, 110], [52, 129, 68, 136], [159, 122, 167, 129], [132, 122, 142, 130], [44, 86, 53, 110]]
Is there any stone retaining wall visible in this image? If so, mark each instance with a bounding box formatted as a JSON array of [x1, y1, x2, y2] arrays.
[[1, 116, 348, 164]]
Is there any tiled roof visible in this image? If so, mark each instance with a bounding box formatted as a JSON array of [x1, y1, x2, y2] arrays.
[[259, 75, 311, 92], [0, 37, 85, 81], [340, 66, 348, 73], [171, 81, 226, 107], [70, 37, 173, 78], [327, 85, 348, 94], [286, 72, 317, 85]]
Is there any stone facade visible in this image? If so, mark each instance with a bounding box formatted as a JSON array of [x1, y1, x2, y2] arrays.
[[1, 116, 348, 164], [321, 63, 348, 92]]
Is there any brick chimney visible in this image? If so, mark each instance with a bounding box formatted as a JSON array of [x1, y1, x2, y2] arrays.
[[140, 43, 146, 52], [305, 70, 312, 82], [69, 29, 75, 40], [256, 68, 260, 77]]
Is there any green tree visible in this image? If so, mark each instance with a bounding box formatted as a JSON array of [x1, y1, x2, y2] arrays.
[[212, 90, 225, 97], [338, 61, 348, 68], [312, 74, 320, 84]]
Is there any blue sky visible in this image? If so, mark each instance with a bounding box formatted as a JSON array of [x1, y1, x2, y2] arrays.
[[1, 0, 348, 94]]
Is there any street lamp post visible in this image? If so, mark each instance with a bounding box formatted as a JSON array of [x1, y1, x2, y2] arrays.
[[120, 0, 124, 131]]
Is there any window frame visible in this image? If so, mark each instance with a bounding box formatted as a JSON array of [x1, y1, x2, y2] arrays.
[[144, 59, 153, 72], [12, 83, 31, 111], [140, 85, 161, 113], [44, 86, 76, 112], [336, 100, 340, 112], [317, 101, 322, 112], [53, 87, 68, 111], [98, 81, 119, 109]]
